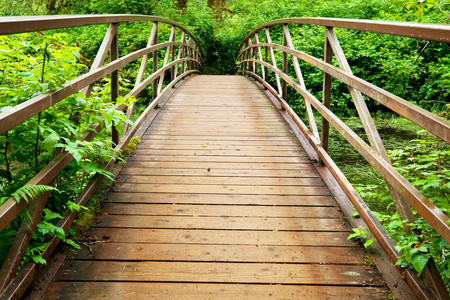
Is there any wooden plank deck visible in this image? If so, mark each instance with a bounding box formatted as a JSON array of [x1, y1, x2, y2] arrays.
[[42, 75, 388, 299]]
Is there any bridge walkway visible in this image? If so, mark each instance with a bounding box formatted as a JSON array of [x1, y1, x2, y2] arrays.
[[42, 75, 388, 299]]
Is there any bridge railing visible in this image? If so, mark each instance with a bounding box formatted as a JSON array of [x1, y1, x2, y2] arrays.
[[0, 14, 202, 298], [237, 18, 450, 299]]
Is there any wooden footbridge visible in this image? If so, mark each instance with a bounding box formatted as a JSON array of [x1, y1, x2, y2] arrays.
[[0, 15, 449, 300]]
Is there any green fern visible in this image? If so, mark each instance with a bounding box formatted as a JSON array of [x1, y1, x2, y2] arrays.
[[11, 185, 59, 203]]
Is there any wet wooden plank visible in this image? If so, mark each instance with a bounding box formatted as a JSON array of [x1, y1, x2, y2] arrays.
[[86, 228, 357, 246], [102, 203, 341, 218], [55, 261, 382, 286], [94, 215, 346, 231], [74, 243, 364, 264], [104, 193, 337, 206], [43, 282, 388, 300]]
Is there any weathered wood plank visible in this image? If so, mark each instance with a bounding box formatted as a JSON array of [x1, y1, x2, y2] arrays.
[[102, 203, 341, 218], [134, 149, 306, 157], [43, 282, 388, 300], [142, 135, 296, 141], [94, 215, 346, 231], [141, 132, 297, 139], [55, 261, 382, 286], [74, 243, 364, 264], [118, 167, 319, 177], [126, 154, 310, 163], [137, 143, 299, 150], [115, 175, 324, 186], [123, 161, 315, 170], [144, 131, 296, 137], [104, 193, 337, 207], [113, 183, 331, 195], [86, 228, 357, 246]]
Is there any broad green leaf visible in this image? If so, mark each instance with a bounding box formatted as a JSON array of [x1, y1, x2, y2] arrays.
[[411, 255, 430, 275]]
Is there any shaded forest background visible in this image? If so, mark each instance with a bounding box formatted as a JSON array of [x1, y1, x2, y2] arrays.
[[1, 0, 448, 113]]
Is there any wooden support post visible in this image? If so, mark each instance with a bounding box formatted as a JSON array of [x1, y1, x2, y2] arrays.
[[264, 35, 269, 83], [325, 26, 449, 300], [265, 28, 282, 97], [282, 25, 288, 101], [157, 26, 175, 95], [174, 32, 186, 79], [283, 24, 319, 141], [111, 24, 119, 145], [321, 27, 333, 153], [325, 27, 417, 228], [171, 29, 176, 82], [152, 23, 159, 101], [188, 38, 193, 71], [81, 23, 118, 98], [254, 33, 265, 80], [125, 22, 158, 132]]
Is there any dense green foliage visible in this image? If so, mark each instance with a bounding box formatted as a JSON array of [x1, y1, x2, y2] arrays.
[[0, 33, 132, 267], [1, 0, 449, 292]]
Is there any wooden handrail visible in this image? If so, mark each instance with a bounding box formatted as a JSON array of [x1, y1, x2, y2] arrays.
[[236, 18, 450, 300], [0, 15, 202, 298]]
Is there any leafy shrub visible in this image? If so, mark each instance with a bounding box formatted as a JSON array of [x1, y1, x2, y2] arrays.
[[0, 32, 133, 267]]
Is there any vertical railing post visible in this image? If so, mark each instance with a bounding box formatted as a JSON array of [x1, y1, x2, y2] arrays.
[[264, 30, 269, 83], [248, 38, 254, 75], [254, 32, 265, 80], [265, 28, 282, 97], [245, 43, 249, 73], [124, 22, 158, 132], [282, 24, 288, 101], [321, 27, 333, 153], [171, 29, 176, 82], [157, 26, 175, 95], [242, 43, 247, 73], [188, 37, 193, 71], [175, 32, 186, 79], [283, 24, 319, 140], [110, 23, 119, 145], [183, 36, 189, 74], [81, 23, 118, 98], [152, 22, 159, 100]]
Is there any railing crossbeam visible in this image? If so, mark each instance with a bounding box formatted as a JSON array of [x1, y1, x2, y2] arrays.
[[125, 22, 159, 132], [321, 27, 333, 152], [157, 26, 176, 95], [264, 28, 282, 97], [324, 27, 417, 230], [283, 24, 319, 141], [254, 33, 265, 80], [174, 32, 186, 79], [81, 23, 119, 97]]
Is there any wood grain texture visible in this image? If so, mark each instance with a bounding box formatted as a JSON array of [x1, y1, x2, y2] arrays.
[[43, 282, 388, 300], [43, 75, 387, 299]]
